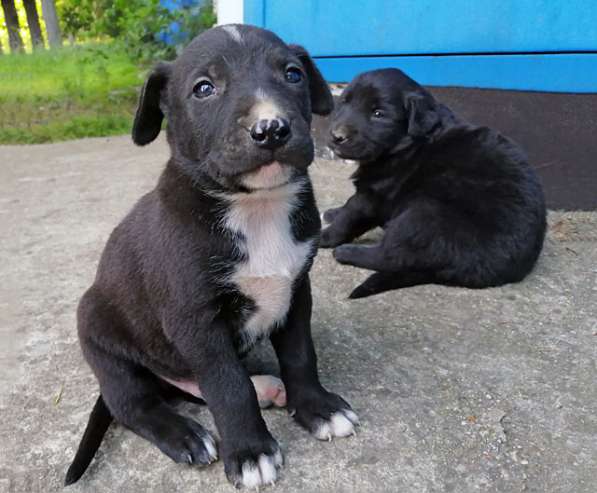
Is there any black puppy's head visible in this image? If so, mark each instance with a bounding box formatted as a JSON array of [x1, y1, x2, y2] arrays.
[[133, 24, 333, 191], [328, 68, 440, 162]]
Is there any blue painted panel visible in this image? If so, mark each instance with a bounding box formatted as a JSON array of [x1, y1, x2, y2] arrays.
[[245, 0, 597, 56], [244, 0, 597, 91], [244, 0, 265, 26], [315, 54, 597, 93]]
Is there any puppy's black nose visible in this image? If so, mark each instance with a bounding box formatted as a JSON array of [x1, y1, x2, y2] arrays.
[[250, 118, 291, 149], [330, 129, 348, 145]]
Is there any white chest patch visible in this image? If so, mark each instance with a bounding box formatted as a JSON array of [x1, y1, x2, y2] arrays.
[[221, 179, 313, 342]]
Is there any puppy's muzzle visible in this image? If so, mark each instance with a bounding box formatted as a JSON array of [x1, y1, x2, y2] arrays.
[[330, 127, 350, 145], [250, 118, 292, 150]]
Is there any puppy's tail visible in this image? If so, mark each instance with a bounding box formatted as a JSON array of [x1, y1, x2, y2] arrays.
[[349, 271, 437, 299], [64, 395, 113, 486]]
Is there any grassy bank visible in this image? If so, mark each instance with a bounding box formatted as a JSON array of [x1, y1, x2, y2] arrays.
[[0, 44, 142, 144]]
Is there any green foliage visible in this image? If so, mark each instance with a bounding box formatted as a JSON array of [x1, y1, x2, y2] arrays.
[[0, 2, 216, 143], [0, 43, 140, 143], [111, 0, 178, 63], [57, 0, 216, 63], [57, 0, 96, 39]]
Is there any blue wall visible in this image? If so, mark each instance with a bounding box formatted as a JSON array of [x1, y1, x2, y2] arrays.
[[244, 0, 597, 92]]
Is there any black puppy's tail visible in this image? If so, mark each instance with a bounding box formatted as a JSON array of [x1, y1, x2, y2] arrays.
[[64, 395, 113, 486], [349, 271, 438, 299]]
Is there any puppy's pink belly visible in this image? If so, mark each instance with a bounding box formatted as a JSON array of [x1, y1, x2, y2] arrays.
[[160, 374, 287, 408], [161, 376, 203, 398]]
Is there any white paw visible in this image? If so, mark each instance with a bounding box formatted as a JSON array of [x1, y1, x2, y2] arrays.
[[202, 433, 218, 464], [238, 450, 283, 488], [314, 410, 360, 440]]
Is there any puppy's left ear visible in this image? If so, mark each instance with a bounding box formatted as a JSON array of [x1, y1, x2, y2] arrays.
[[132, 62, 172, 146], [405, 92, 440, 138], [290, 45, 334, 115]]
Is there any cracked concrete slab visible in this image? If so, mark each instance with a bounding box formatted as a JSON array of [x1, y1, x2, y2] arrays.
[[0, 135, 596, 493]]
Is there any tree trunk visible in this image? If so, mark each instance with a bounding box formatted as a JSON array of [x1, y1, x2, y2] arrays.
[[1, 0, 24, 53], [23, 0, 44, 48], [41, 0, 61, 48]]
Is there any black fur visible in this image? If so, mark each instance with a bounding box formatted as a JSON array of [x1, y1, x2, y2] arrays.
[[323, 68, 547, 298], [66, 25, 355, 488], [64, 396, 112, 486]]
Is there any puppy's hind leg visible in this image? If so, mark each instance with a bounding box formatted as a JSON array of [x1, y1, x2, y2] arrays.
[[90, 350, 218, 467], [71, 290, 217, 484], [349, 270, 437, 299], [161, 374, 286, 409], [333, 243, 388, 271], [250, 375, 287, 409]]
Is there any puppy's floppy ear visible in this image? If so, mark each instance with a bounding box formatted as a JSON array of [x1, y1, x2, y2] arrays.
[[289, 44, 334, 115], [405, 92, 440, 138], [132, 62, 171, 146]]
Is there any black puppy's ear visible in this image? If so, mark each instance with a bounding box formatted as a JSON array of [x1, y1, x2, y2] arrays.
[[132, 62, 171, 146], [289, 45, 334, 115], [405, 92, 440, 138]]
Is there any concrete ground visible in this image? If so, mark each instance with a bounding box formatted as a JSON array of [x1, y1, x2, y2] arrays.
[[0, 135, 595, 493]]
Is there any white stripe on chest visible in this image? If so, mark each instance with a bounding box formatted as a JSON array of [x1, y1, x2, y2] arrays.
[[222, 180, 313, 341]]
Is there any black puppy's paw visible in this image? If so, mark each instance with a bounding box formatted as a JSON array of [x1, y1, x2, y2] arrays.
[[223, 436, 284, 488], [290, 390, 359, 441], [319, 227, 346, 248], [322, 207, 343, 225], [332, 244, 361, 264], [156, 416, 218, 465]]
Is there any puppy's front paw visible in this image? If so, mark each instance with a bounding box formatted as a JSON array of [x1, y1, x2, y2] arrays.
[[224, 437, 283, 489], [319, 227, 345, 249], [322, 207, 343, 225], [290, 390, 359, 441], [312, 409, 360, 440]]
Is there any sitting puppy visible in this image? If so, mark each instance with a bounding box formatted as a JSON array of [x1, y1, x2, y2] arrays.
[[322, 68, 546, 299], [65, 25, 358, 489]]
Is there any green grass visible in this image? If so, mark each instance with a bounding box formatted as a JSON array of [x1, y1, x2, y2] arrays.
[[0, 43, 143, 144]]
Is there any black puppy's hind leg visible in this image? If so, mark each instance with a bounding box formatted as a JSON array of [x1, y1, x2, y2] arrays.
[[68, 289, 217, 484], [349, 270, 437, 299], [90, 350, 218, 467], [333, 243, 388, 271], [333, 243, 440, 297]]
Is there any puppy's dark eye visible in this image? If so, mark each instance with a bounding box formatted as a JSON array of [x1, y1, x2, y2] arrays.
[[372, 109, 384, 118], [285, 66, 303, 83], [193, 80, 216, 98]]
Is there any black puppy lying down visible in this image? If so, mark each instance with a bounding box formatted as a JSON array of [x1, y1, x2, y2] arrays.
[[65, 25, 358, 489], [322, 69, 546, 299]]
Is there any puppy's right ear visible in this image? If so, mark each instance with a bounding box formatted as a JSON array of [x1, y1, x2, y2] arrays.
[[132, 63, 171, 146]]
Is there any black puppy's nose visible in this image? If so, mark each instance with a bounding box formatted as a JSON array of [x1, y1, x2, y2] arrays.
[[330, 128, 349, 145], [250, 118, 291, 149]]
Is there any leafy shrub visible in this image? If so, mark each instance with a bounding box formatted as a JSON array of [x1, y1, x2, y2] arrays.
[[58, 0, 216, 64]]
